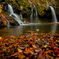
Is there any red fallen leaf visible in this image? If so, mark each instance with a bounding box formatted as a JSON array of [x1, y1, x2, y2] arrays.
[[44, 50, 52, 54], [16, 45, 19, 48], [55, 48, 59, 51], [29, 55, 33, 59], [51, 44, 55, 47], [25, 38, 28, 40], [58, 51, 59, 54], [28, 42, 33, 45], [0, 50, 3, 53], [14, 44, 17, 47], [0, 39, 4, 42], [57, 54, 59, 57], [2, 45, 5, 48]]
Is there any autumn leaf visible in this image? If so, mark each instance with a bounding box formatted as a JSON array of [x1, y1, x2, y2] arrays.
[[18, 48, 22, 53]]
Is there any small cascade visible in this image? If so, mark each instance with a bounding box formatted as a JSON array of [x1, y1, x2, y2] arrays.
[[33, 4, 39, 23], [30, 8, 33, 23], [8, 4, 14, 16], [20, 6, 23, 20], [50, 6, 58, 23], [28, 0, 33, 23], [28, 0, 39, 23], [20, 13, 22, 20], [28, 0, 32, 4], [8, 4, 23, 25], [3, 15, 10, 27]]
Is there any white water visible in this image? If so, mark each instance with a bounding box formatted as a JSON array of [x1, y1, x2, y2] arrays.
[[30, 8, 33, 23], [50, 6, 58, 23], [33, 4, 39, 23], [8, 4, 14, 16], [28, 0, 33, 23], [28, 0, 32, 4], [20, 14, 23, 20], [28, 0, 39, 23], [8, 4, 23, 25], [20, 7, 23, 20]]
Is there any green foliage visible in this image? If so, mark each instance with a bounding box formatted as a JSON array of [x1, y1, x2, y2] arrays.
[[36, 7, 40, 14], [5, 0, 8, 2], [20, 0, 23, 2], [13, 2, 19, 9]]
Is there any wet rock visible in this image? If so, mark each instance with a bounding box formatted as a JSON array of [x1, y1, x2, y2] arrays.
[[5, 43, 9, 47], [3, 2, 8, 11]]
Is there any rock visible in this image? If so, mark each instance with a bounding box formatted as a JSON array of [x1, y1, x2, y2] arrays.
[[5, 43, 9, 47], [3, 2, 8, 11]]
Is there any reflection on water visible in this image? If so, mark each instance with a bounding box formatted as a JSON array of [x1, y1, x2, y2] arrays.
[[0, 26, 23, 37], [50, 24, 57, 39], [0, 24, 59, 37], [51, 24, 57, 34]]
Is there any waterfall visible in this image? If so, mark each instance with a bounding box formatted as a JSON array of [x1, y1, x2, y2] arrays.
[[33, 4, 39, 23], [3, 15, 10, 27], [30, 8, 33, 23], [28, 0, 33, 23], [8, 4, 14, 16], [28, 0, 39, 23], [20, 14, 23, 20], [28, 0, 32, 4], [8, 4, 23, 25], [50, 6, 58, 23], [20, 7, 23, 20]]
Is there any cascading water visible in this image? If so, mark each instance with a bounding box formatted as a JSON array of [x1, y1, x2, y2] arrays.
[[28, 0, 32, 4], [28, 0, 39, 30], [8, 4, 14, 16], [50, 6, 58, 23], [8, 4, 23, 25], [28, 0, 39, 23], [20, 6, 23, 20], [33, 4, 39, 23], [28, 0, 33, 23], [30, 8, 33, 23], [3, 15, 10, 27], [50, 6, 57, 39]]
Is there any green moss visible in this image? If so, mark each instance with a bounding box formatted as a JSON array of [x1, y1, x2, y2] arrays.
[[36, 7, 40, 14]]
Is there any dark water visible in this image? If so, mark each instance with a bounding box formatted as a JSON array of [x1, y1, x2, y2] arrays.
[[0, 24, 59, 37]]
